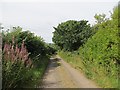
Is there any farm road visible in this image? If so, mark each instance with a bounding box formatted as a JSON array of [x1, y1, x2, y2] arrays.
[[40, 56, 99, 88]]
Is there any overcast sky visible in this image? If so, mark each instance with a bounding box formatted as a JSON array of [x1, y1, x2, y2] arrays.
[[0, 0, 119, 43]]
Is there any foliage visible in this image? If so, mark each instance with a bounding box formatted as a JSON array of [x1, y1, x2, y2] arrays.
[[57, 4, 119, 88], [79, 5, 119, 88], [2, 27, 56, 88], [2, 39, 33, 88], [46, 43, 57, 55], [2, 27, 57, 63], [94, 13, 108, 24], [52, 20, 92, 51], [2, 26, 22, 47], [92, 13, 110, 34], [16, 31, 46, 57]]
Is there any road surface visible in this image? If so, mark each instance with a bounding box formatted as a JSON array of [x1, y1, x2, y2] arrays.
[[39, 56, 99, 88]]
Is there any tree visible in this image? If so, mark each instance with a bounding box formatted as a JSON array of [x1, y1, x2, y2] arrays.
[[94, 13, 108, 24], [2, 26, 22, 48], [52, 20, 92, 51], [93, 13, 111, 35], [16, 31, 47, 57]]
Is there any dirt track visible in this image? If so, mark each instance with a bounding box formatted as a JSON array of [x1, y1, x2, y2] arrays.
[[40, 56, 99, 88]]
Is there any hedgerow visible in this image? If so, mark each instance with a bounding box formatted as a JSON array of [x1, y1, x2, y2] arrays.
[[79, 5, 119, 87], [2, 27, 56, 88]]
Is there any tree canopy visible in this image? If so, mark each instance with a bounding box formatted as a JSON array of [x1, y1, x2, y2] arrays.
[[52, 20, 92, 51]]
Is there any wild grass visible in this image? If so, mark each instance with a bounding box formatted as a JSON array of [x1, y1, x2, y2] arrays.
[[58, 51, 119, 88], [58, 51, 84, 72], [2, 38, 49, 88]]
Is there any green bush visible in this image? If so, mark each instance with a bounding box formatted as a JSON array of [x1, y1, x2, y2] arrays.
[[2, 27, 55, 88], [79, 6, 119, 88], [2, 27, 57, 65]]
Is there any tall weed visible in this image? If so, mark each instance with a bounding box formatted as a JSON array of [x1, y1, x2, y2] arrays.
[[2, 38, 33, 88]]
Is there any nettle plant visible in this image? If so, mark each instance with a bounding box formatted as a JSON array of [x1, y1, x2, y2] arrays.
[[2, 37, 33, 88]]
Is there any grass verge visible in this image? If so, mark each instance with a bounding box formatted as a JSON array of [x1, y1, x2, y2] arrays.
[[26, 56, 50, 88], [58, 51, 118, 88]]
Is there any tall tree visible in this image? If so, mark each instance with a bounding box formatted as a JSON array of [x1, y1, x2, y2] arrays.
[[52, 20, 92, 51]]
